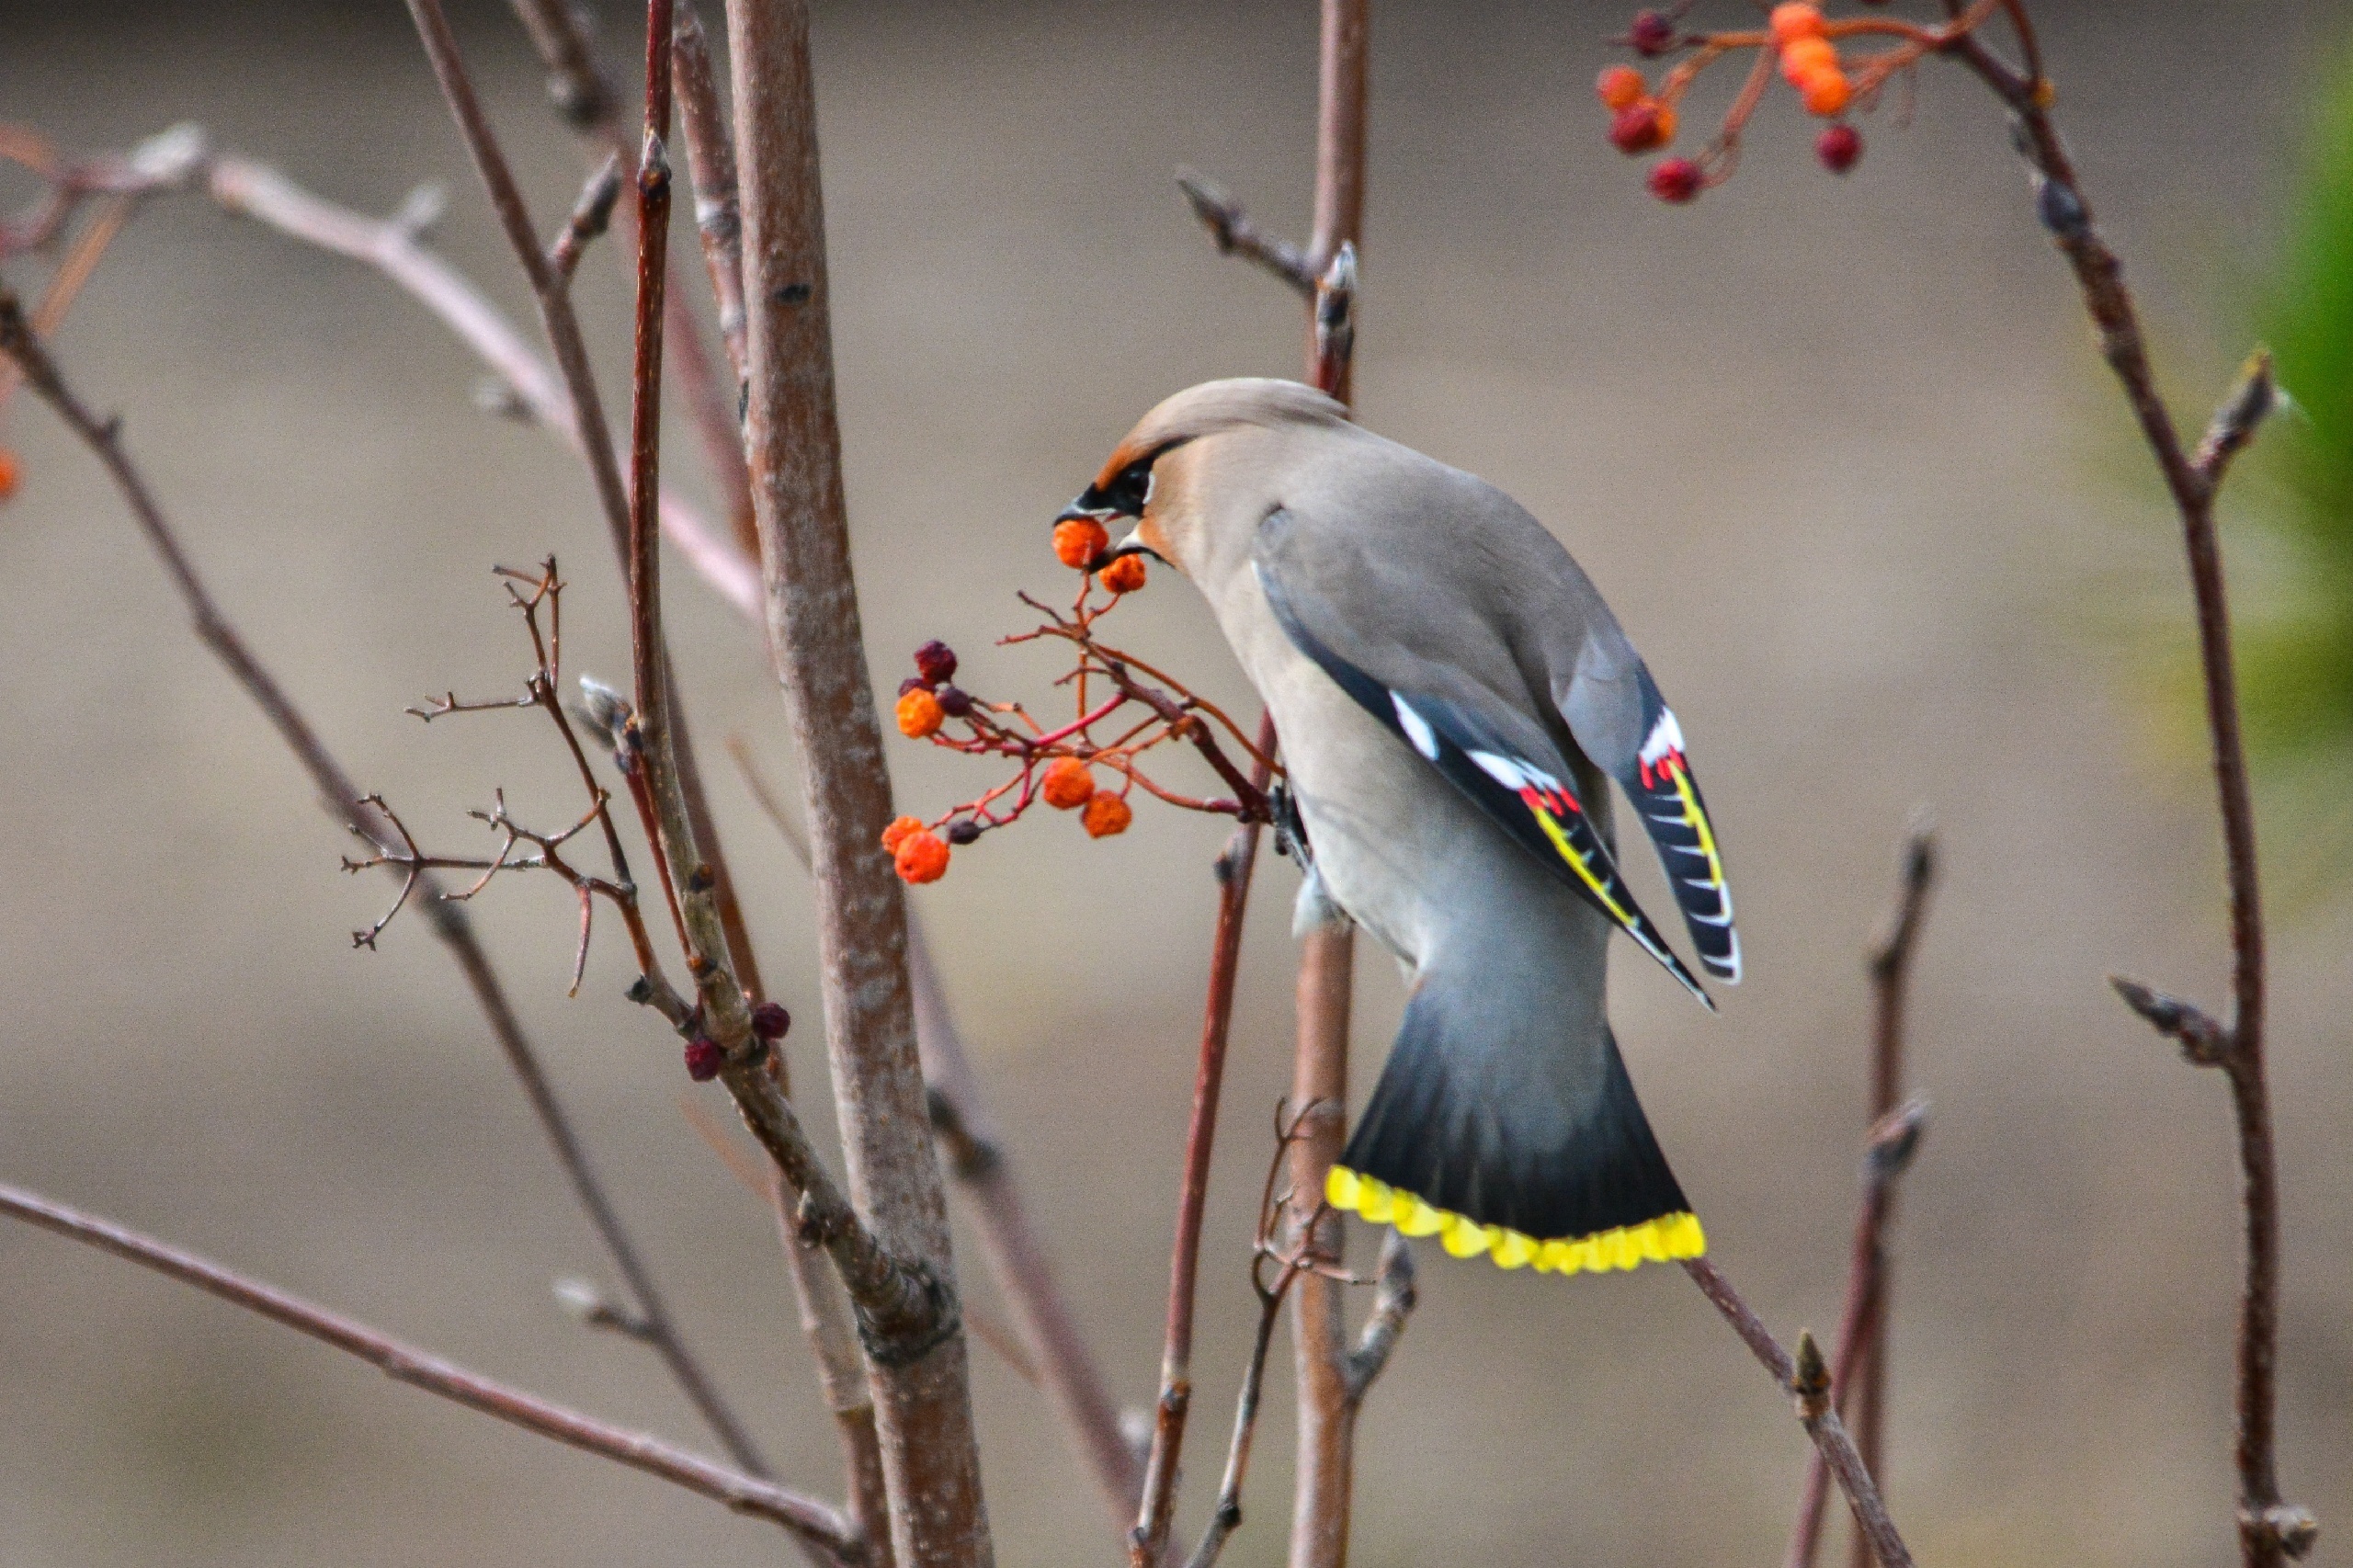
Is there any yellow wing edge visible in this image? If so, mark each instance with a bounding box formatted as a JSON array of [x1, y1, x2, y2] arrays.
[[1326, 1165, 1705, 1276]]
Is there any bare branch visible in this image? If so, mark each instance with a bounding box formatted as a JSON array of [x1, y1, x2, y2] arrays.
[[0, 286, 768, 1481], [1788, 1099, 1930, 1568], [1130, 718, 1278, 1568], [1174, 170, 1314, 296], [1342, 1231, 1416, 1403], [0, 1181, 862, 1562], [725, 0, 994, 1559], [1938, 48, 2301, 1561], [734, 735, 1142, 1528], [1682, 1257, 1915, 1568], [548, 153, 624, 283]]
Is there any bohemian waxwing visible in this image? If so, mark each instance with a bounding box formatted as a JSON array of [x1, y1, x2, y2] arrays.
[[1058, 378, 1738, 1276]]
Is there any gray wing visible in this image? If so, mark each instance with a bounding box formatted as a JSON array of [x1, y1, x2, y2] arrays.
[[1254, 505, 1715, 1006]]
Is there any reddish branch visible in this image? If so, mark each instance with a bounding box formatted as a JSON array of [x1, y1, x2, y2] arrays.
[[1130, 714, 1277, 1568], [1845, 819, 1938, 1562], [1920, 19, 2303, 1563], [0, 1181, 862, 1563], [0, 288, 769, 1480], [1788, 1099, 1930, 1568], [503, 0, 759, 563]]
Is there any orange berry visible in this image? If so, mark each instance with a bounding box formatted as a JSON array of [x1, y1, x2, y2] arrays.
[[1779, 36, 1837, 83], [0, 449, 18, 503], [1100, 554, 1148, 595], [1596, 64, 1646, 111], [1053, 517, 1109, 570], [1768, 3, 1825, 47], [1040, 756, 1096, 811], [893, 830, 950, 883], [881, 815, 925, 854], [1799, 68, 1852, 117], [1081, 791, 1132, 839], [895, 687, 945, 738]]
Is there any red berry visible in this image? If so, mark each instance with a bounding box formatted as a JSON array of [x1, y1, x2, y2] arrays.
[[684, 1037, 724, 1081], [1608, 100, 1675, 155], [1628, 10, 1676, 54], [946, 819, 982, 846], [1816, 123, 1863, 173], [936, 685, 973, 717], [750, 1002, 791, 1040], [898, 675, 932, 698], [914, 640, 958, 685], [1647, 157, 1703, 203]]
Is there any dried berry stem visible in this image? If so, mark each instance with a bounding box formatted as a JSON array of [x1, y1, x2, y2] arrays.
[[0, 1181, 863, 1563], [0, 290, 767, 1482]]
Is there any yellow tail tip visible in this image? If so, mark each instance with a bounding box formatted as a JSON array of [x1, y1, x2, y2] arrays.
[[1324, 1165, 1703, 1276]]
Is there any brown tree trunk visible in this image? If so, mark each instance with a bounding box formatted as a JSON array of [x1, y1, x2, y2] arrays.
[[722, 3, 991, 1563]]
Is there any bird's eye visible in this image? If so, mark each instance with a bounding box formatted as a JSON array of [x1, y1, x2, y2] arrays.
[[1106, 458, 1154, 516]]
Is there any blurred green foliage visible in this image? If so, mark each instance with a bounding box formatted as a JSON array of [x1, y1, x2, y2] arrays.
[[2228, 44, 2353, 858]]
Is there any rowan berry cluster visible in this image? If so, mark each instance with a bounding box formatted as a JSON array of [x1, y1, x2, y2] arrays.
[[881, 533, 1273, 885], [1599, 1, 2009, 203]]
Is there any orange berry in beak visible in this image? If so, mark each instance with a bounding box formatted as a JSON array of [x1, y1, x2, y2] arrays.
[[1041, 756, 1096, 810], [895, 687, 946, 738], [893, 830, 950, 883], [1054, 517, 1109, 570], [1082, 791, 1133, 839], [1100, 554, 1148, 595]]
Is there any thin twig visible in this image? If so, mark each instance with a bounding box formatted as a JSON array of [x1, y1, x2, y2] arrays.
[[1842, 822, 1936, 1568], [0, 287, 768, 1481], [503, 0, 760, 562], [673, 3, 749, 384], [1934, 31, 2301, 1563], [1788, 1099, 1930, 1568], [0, 1181, 862, 1563], [1174, 171, 1314, 296], [1129, 717, 1278, 1568], [1681, 1257, 1915, 1568], [202, 147, 761, 618]]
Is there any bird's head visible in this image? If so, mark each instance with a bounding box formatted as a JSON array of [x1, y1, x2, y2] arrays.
[[1056, 378, 1349, 578]]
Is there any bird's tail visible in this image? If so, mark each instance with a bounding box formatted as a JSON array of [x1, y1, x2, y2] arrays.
[[1326, 989, 1701, 1276]]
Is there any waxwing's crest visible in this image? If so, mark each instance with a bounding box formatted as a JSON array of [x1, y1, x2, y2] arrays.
[[1090, 378, 1348, 494]]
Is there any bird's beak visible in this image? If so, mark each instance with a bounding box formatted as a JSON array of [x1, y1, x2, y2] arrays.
[[1054, 496, 1165, 569]]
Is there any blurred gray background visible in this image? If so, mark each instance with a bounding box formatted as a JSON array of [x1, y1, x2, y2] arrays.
[[0, 3, 2346, 1565]]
